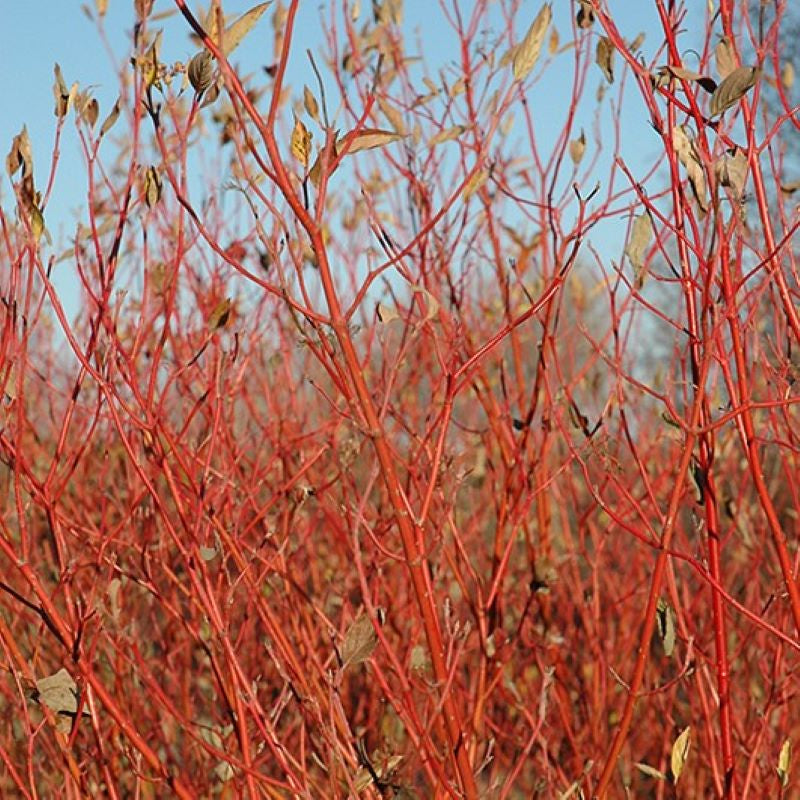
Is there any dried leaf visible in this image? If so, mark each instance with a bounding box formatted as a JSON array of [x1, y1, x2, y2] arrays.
[[672, 125, 708, 212], [428, 125, 465, 146], [188, 51, 215, 94], [576, 0, 594, 29], [656, 598, 676, 657], [199, 545, 218, 561], [463, 169, 488, 199], [629, 32, 646, 52], [107, 578, 122, 621], [635, 762, 667, 781], [6, 126, 33, 178], [670, 726, 691, 784], [99, 98, 121, 137], [95, 0, 107, 16], [82, 98, 99, 128], [710, 65, 759, 116], [219, 2, 270, 56], [450, 77, 466, 97], [53, 63, 71, 117], [135, 0, 154, 20], [215, 760, 235, 782], [34, 668, 88, 725], [308, 128, 404, 185], [625, 213, 653, 276], [378, 97, 405, 134], [140, 30, 162, 89], [303, 85, 319, 121], [144, 165, 162, 208], [662, 65, 717, 94], [568, 130, 586, 165], [714, 146, 748, 196], [208, 297, 232, 331], [422, 76, 439, 93], [200, 79, 222, 108], [777, 738, 792, 788], [340, 127, 403, 154], [413, 284, 440, 320], [29, 205, 45, 241], [780, 179, 800, 195], [548, 26, 559, 55], [781, 61, 795, 90], [341, 614, 378, 668], [596, 36, 615, 83], [513, 4, 552, 82], [376, 302, 400, 324], [715, 37, 736, 80], [290, 117, 312, 168]]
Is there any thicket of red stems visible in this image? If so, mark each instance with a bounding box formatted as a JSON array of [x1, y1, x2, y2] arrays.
[[0, 0, 798, 796]]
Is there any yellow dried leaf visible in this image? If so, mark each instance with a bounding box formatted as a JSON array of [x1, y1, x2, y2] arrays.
[[140, 30, 162, 89], [303, 85, 319, 121], [376, 302, 400, 323], [548, 26, 559, 55], [629, 32, 646, 52], [290, 117, 312, 168], [635, 762, 667, 781], [781, 61, 795, 90], [218, 2, 270, 56], [82, 98, 99, 128], [340, 127, 404, 154], [208, 297, 232, 331], [781, 180, 800, 195], [413, 284, 440, 320], [53, 63, 71, 117], [513, 4, 551, 81], [463, 169, 488, 199], [670, 726, 691, 784], [95, 0, 107, 16], [144, 165, 162, 208], [777, 738, 792, 788], [422, 76, 439, 93], [625, 213, 653, 273], [29, 205, 45, 241], [568, 130, 586, 165], [428, 125, 465, 147], [378, 97, 406, 134], [6, 126, 33, 178], [100, 98, 121, 137], [596, 36, 615, 83]]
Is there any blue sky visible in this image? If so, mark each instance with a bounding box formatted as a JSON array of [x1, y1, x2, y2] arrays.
[[1, 1, 703, 322]]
